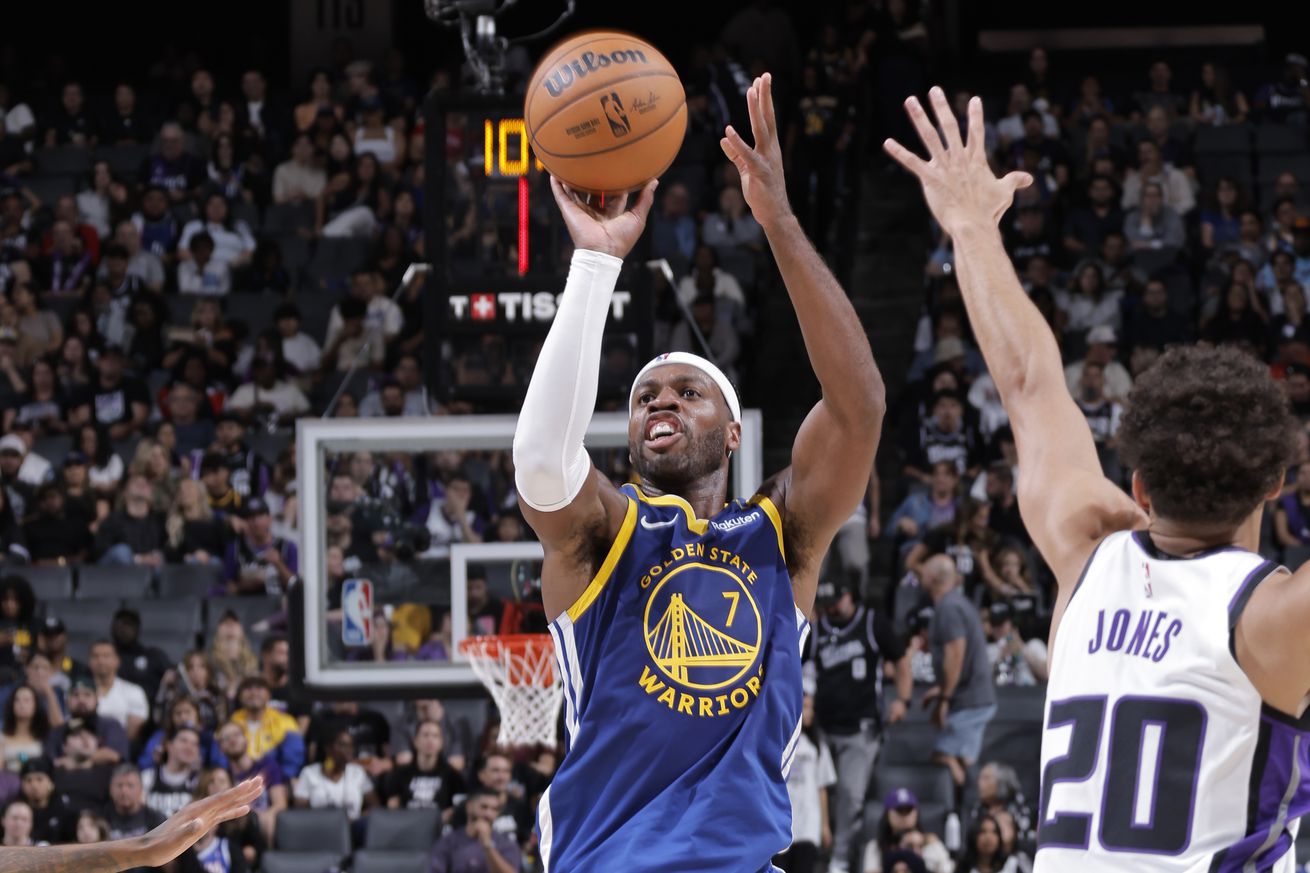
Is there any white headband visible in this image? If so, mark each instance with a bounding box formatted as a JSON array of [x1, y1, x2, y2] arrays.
[[629, 352, 741, 421]]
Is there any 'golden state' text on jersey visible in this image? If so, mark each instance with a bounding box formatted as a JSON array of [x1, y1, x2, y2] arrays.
[[537, 484, 808, 872]]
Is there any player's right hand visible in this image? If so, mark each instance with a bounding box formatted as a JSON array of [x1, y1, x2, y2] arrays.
[[550, 176, 657, 261]]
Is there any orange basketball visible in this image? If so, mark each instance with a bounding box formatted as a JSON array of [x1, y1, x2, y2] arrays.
[[525, 31, 687, 197]]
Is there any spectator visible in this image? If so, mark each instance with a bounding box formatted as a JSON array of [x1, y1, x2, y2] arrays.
[[6, 357, 69, 437], [320, 295, 374, 372], [69, 349, 150, 441], [138, 696, 222, 771], [0, 434, 35, 520], [429, 787, 522, 873], [178, 193, 256, 273], [971, 762, 1034, 845], [177, 232, 231, 296], [227, 356, 310, 427], [74, 809, 110, 843], [325, 269, 403, 365], [13, 654, 64, 726], [1203, 282, 1269, 356], [109, 609, 171, 703], [52, 720, 115, 811], [165, 478, 229, 563], [904, 390, 983, 485], [1062, 176, 1123, 260], [44, 81, 96, 147], [1254, 52, 1310, 124], [212, 413, 270, 499], [863, 788, 953, 873], [353, 95, 404, 172], [20, 757, 72, 844], [1064, 327, 1132, 404], [105, 764, 165, 853], [811, 576, 909, 873], [702, 185, 764, 290], [906, 499, 1005, 599], [669, 292, 741, 382], [105, 226, 165, 293], [922, 555, 996, 790], [215, 720, 287, 843], [209, 615, 259, 702], [76, 161, 114, 240], [380, 719, 463, 815], [1274, 460, 1310, 547], [1190, 62, 1248, 125], [1, 685, 49, 772], [101, 84, 147, 145], [229, 676, 303, 778], [273, 303, 321, 376], [139, 122, 203, 203], [1, 797, 40, 846], [1004, 207, 1055, 270], [1075, 363, 1123, 479], [140, 726, 202, 817], [154, 652, 226, 733], [174, 767, 265, 873], [996, 84, 1056, 148], [956, 814, 1020, 873], [223, 497, 297, 596], [199, 449, 243, 516], [93, 474, 165, 570], [1132, 60, 1186, 118], [318, 151, 388, 239], [677, 244, 748, 321], [206, 134, 248, 202], [1122, 280, 1192, 353], [1061, 261, 1123, 339], [37, 220, 93, 297], [982, 602, 1048, 687], [86, 641, 149, 742], [292, 728, 376, 820], [1122, 141, 1194, 217], [10, 283, 61, 368], [305, 700, 391, 773], [1199, 177, 1244, 252], [273, 133, 326, 204], [0, 576, 38, 670], [649, 181, 697, 272]]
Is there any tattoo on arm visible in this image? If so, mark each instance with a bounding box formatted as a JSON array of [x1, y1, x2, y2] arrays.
[[4, 840, 139, 873]]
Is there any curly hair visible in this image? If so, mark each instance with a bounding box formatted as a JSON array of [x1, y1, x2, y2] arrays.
[[1118, 345, 1299, 526]]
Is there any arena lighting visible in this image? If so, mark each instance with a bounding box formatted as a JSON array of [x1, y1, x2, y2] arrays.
[[424, 0, 576, 95]]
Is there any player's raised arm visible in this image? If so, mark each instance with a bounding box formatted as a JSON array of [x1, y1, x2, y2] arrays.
[[513, 178, 656, 619], [884, 89, 1145, 589], [721, 73, 885, 612]]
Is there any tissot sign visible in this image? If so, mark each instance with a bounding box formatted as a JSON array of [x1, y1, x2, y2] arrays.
[[448, 290, 633, 323]]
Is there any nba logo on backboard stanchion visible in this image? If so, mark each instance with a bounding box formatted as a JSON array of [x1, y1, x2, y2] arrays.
[[342, 578, 372, 647]]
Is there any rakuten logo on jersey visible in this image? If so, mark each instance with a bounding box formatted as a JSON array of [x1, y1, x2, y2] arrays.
[[448, 291, 631, 323]]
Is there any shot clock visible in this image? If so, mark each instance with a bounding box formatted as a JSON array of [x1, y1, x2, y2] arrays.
[[422, 92, 652, 409]]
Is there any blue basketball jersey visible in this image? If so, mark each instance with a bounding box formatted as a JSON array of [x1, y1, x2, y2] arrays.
[[538, 483, 808, 873]]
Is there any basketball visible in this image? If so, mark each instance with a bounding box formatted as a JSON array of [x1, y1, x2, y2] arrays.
[[524, 31, 687, 197]]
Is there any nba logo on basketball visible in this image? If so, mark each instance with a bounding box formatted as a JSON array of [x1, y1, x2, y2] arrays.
[[342, 578, 373, 647], [600, 92, 631, 136]]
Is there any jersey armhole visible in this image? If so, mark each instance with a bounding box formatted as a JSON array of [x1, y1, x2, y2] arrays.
[[564, 497, 638, 623], [1066, 533, 1112, 606], [751, 495, 786, 561], [1226, 558, 1283, 661]]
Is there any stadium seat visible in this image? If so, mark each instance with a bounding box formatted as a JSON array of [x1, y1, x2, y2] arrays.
[[881, 721, 940, 764], [312, 370, 374, 415], [158, 563, 223, 598], [35, 145, 92, 178], [352, 850, 430, 873], [872, 763, 955, 811], [1254, 124, 1308, 154], [979, 719, 1044, 803], [205, 595, 282, 637], [273, 234, 313, 283], [226, 293, 281, 336], [994, 684, 1048, 722], [111, 435, 143, 466], [263, 202, 316, 236], [231, 199, 260, 233], [1257, 153, 1310, 183], [1193, 124, 1251, 154], [123, 598, 203, 636], [18, 565, 74, 600], [77, 565, 153, 599], [259, 852, 346, 873], [168, 295, 197, 326], [149, 631, 199, 664], [306, 237, 372, 291], [94, 143, 150, 181], [364, 808, 441, 849], [46, 598, 121, 636], [1194, 154, 1253, 190], [274, 809, 352, 855], [248, 429, 293, 464], [25, 175, 76, 203]]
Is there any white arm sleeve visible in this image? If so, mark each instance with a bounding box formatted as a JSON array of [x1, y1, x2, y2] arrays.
[[513, 248, 623, 512]]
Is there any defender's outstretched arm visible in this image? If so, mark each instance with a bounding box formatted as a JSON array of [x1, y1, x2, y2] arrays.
[[722, 74, 885, 612], [884, 89, 1144, 598]]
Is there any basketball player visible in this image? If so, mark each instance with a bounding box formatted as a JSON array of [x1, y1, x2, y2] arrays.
[[885, 88, 1310, 871], [0, 777, 262, 871], [514, 72, 884, 871]]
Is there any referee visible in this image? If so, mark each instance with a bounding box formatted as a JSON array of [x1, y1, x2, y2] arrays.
[[810, 575, 912, 873]]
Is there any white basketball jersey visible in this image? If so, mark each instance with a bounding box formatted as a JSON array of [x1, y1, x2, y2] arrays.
[[1035, 530, 1310, 873]]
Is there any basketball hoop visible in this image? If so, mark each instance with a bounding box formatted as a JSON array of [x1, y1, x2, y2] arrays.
[[459, 634, 561, 748]]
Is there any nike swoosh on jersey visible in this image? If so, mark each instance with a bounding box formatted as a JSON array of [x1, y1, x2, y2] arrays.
[[640, 516, 677, 530]]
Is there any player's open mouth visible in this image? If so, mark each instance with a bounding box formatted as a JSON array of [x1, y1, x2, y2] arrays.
[[644, 415, 684, 450]]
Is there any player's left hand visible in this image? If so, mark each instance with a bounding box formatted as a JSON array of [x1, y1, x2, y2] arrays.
[[550, 176, 657, 260], [720, 73, 791, 230], [884, 87, 1033, 238]]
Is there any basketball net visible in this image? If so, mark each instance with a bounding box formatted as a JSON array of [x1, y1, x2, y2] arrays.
[[459, 634, 561, 748]]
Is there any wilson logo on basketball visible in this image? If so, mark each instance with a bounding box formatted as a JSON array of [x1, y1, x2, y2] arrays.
[[542, 48, 651, 98], [600, 92, 631, 136]]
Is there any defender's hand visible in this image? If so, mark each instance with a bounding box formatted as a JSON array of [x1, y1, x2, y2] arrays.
[[884, 87, 1032, 237], [133, 777, 263, 867], [550, 176, 657, 260], [720, 73, 791, 231]]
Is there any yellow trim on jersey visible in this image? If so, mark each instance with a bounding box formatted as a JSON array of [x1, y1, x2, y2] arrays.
[[752, 496, 786, 561], [631, 488, 711, 535], [566, 497, 638, 622]]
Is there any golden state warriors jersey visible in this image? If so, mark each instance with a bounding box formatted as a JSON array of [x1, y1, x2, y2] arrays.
[[537, 483, 808, 873]]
